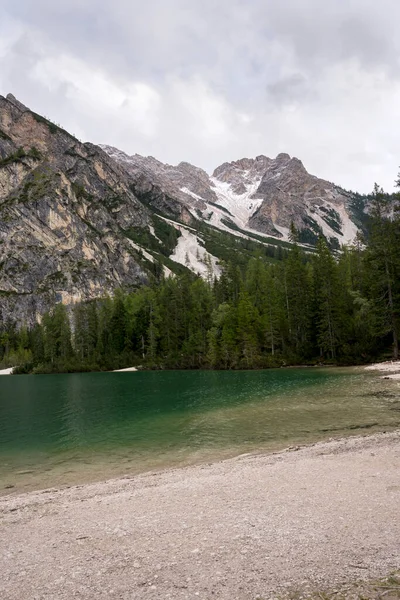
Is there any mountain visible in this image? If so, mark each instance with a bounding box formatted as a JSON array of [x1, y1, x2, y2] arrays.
[[0, 93, 367, 324], [101, 147, 364, 249], [0, 93, 252, 323], [0, 94, 157, 324]]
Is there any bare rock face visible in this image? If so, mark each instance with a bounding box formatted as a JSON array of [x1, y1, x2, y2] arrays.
[[105, 144, 363, 248], [0, 95, 150, 324], [6, 93, 30, 113], [212, 155, 271, 195], [208, 153, 360, 244], [248, 154, 358, 244], [100, 145, 217, 214]]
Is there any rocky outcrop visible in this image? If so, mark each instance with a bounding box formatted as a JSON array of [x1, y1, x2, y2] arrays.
[[212, 155, 271, 194], [100, 145, 216, 216], [0, 94, 151, 324], [247, 154, 358, 244], [209, 152, 359, 244]]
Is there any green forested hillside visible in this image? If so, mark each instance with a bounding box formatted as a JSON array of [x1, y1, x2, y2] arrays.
[[1, 185, 399, 373]]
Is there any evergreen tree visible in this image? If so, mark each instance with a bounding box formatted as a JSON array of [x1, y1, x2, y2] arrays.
[[110, 292, 128, 357], [261, 265, 281, 356], [284, 245, 312, 357], [4, 180, 400, 375], [313, 238, 342, 359], [237, 291, 260, 367], [42, 304, 73, 366], [365, 184, 399, 359]]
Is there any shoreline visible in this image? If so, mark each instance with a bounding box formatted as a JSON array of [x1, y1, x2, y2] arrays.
[[0, 367, 13, 375], [0, 360, 400, 380], [1, 361, 399, 497], [365, 359, 400, 380], [365, 359, 400, 372], [1, 430, 400, 599], [1, 361, 400, 598], [1, 359, 399, 376]]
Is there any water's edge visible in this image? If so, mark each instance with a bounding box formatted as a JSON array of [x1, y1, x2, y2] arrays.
[[1, 366, 399, 495]]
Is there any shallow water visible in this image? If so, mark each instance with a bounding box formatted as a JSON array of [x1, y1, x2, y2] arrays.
[[0, 368, 399, 494]]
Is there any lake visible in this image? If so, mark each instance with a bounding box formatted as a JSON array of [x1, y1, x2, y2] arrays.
[[0, 367, 399, 494]]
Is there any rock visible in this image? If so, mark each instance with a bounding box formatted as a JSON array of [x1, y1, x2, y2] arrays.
[[6, 93, 29, 113], [0, 94, 150, 324]]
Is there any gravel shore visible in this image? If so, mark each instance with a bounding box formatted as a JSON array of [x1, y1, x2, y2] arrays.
[[1, 430, 400, 600], [365, 360, 400, 381], [365, 360, 400, 376]]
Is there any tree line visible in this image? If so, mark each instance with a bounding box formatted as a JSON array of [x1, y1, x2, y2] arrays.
[[1, 185, 399, 374]]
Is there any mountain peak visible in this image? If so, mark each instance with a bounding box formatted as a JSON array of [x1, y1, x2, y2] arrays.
[[276, 152, 291, 162], [5, 93, 29, 113], [289, 156, 307, 172], [273, 154, 307, 173]]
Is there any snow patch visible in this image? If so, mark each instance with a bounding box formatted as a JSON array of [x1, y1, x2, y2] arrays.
[[332, 203, 358, 244], [200, 194, 289, 246], [207, 210, 250, 239], [210, 177, 263, 230], [308, 202, 358, 245], [169, 226, 221, 279], [180, 187, 205, 202], [163, 265, 174, 278], [128, 239, 174, 278], [127, 238, 172, 278], [273, 224, 290, 241], [126, 239, 155, 263], [148, 225, 163, 244]]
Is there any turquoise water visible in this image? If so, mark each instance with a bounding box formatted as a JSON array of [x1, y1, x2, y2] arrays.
[[0, 368, 399, 493]]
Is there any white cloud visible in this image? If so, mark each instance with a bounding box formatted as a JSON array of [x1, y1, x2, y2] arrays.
[[168, 77, 235, 142], [1, 0, 400, 192], [31, 55, 161, 138]]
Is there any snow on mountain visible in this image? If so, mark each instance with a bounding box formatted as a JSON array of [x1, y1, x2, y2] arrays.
[[180, 187, 205, 202], [209, 177, 264, 230], [161, 218, 221, 278], [245, 154, 360, 245], [100, 145, 364, 254], [169, 227, 220, 278], [273, 224, 291, 240], [306, 202, 358, 245], [335, 205, 359, 243], [206, 154, 358, 246]]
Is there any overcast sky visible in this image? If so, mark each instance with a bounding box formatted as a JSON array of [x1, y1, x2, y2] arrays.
[[1, 0, 399, 192]]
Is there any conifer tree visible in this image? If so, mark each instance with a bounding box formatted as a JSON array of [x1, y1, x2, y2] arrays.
[[313, 238, 342, 359], [262, 265, 281, 356], [284, 244, 312, 356], [366, 184, 399, 359], [43, 304, 73, 366], [237, 291, 260, 367]]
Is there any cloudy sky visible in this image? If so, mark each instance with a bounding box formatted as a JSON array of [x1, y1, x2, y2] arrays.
[[1, 0, 399, 192]]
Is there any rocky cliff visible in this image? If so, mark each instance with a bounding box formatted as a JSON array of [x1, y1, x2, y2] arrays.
[[0, 94, 155, 324]]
